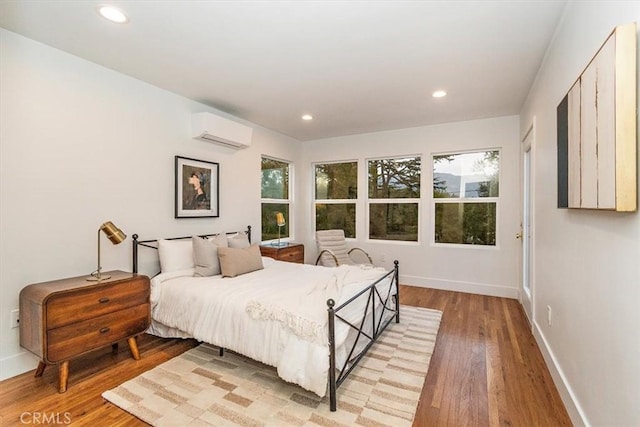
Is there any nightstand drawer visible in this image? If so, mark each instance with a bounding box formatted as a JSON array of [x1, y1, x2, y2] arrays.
[[46, 277, 149, 329], [260, 243, 304, 264], [47, 303, 150, 362], [279, 248, 304, 263]]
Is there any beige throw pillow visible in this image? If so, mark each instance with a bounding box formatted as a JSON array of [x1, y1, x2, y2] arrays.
[[192, 235, 228, 277], [218, 244, 264, 278], [228, 232, 251, 249]]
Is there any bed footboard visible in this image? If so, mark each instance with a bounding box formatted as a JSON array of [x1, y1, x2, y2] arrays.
[[327, 260, 400, 411]]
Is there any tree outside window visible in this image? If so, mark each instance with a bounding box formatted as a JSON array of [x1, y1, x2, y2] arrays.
[[368, 156, 421, 241], [314, 162, 357, 238], [433, 150, 499, 245], [261, 157, 291, 241]]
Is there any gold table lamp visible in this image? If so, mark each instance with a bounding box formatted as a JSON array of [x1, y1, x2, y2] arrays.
[[87, 221, 126, 281], [275, 212, 286, 247]]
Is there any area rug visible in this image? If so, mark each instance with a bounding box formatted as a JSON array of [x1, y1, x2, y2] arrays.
[[102, 305, 442, 427]]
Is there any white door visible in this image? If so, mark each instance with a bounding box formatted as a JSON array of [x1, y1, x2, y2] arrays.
[[520, 125, 534, 325]]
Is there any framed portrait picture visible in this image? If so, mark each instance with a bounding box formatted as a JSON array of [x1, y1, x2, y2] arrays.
[[175, 156, 220, 218]]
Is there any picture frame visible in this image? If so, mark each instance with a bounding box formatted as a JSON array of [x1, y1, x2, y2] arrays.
[[175, 156, 220, 218]]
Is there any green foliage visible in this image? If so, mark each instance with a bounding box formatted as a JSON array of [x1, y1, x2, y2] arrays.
[[315, 162, 357, 199], [366, 157, 420, 241], [433, 151, 499, 198], [261, 203, 289, 241], [432, 151, 499, 246], [261, 157, 290, 241], [314, 162, 357, 237], [369, 203, 419, 241], [434, 202, 496, 245], [261, 158, 289, 199], [475, 151, 499, 197], [368, 157, 421, 199], [315, 203, 356, 238]]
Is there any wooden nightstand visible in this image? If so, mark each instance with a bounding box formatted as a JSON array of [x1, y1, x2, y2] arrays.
[[19, 270, 150, 393], [260, 243, 304, 263]]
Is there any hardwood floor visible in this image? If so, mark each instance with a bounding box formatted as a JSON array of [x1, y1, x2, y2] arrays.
[[0, 285, 571, 426], [401, 286, 571, 426]]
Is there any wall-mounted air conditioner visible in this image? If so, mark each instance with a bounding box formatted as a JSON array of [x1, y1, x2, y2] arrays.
[[191, 112, 253, 149]]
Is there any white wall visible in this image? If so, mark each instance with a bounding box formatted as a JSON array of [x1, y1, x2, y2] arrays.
[[520, 2, 640, 426], [298, 116, 522, 298], [0, 29, 300, 380], [7, 5, 639, 422]]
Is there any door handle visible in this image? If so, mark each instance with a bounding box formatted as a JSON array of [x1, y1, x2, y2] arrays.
[[515, 232, 522, 239]]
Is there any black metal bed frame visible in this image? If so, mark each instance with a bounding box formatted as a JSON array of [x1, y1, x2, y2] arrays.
[[131, 225, 400, 412], [132, 226, 252, 274], [327, 260, 399, 411]]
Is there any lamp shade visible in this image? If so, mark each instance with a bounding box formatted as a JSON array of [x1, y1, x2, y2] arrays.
[[100, 221, 126, 244], [88, 221, 126, 281], [275, 212, 286, 227]]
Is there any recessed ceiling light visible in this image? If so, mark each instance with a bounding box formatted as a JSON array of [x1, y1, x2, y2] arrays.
[[302, 114, 313, 121], [432, 90, 447, 98], [98, 5, 129, 23]]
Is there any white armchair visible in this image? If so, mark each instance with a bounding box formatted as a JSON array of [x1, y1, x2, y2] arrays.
[[315, 229, 373, 266]]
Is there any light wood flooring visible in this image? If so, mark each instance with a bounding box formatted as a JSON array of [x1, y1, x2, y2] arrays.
[[0, 285, 571, 426]]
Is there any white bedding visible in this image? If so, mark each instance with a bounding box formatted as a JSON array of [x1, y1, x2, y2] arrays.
[[148, 257, 394, 396]]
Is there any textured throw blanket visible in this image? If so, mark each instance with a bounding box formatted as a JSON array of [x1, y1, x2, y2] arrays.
[[149, 260, 391, 396], [246, 264, 386, 345]]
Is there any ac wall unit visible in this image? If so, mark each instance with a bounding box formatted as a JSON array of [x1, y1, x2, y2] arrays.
[[191, 112, 253, 149]]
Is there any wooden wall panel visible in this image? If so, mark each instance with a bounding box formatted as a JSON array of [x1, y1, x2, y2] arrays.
[[557, 95, 569, 208], [580, 60, 598, 209], [567, 82, 582, 208], [596, 34, 617, 209], [558, 22, 636, 212], [615, 23, 638, 212]]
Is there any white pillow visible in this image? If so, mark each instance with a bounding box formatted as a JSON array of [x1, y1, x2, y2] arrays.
[[158, 239, 194, 273]]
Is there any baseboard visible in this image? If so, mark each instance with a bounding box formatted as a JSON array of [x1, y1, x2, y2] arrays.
[[0, 350, 39, 381], [532, 320, 590, 427], [401, 274, 519, 299]]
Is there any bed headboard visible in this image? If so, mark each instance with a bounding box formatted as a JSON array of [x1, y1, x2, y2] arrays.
[[132, 225, 252, 274]]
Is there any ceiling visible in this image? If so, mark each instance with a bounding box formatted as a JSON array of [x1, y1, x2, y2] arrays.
[[0, 1, 567, 141]]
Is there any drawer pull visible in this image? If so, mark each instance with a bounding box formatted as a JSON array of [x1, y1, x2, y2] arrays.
[[98, 297, 110, 304], [99, 327, 110, 334]]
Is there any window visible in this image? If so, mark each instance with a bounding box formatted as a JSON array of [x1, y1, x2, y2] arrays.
[[368, 156, 421, 241], [433, 150, 499, 245], [261, 157, 291, 242], [314, 162, 357, 238]]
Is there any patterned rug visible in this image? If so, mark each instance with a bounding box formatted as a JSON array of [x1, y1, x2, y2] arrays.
[[102, 305, 442, 427]]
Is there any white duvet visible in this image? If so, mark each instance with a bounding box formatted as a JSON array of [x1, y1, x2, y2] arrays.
[[148, 257, 393, 396]]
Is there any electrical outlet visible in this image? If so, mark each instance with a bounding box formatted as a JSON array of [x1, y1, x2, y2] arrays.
[[546, 305, 552, 326], [10, 309, 19, 329]]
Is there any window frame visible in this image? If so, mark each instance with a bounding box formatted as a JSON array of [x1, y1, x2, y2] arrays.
[[260, 155, 293, 244], [313, 159, 358, 239], [431, 148, 501, 249], [366, 155, 422, 244]]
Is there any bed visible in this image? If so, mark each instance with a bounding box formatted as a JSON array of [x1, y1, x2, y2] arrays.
[[132, 226, 400, 411]]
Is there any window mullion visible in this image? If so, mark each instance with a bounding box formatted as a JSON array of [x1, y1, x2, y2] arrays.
[[262, 198, 290, 203], [434, 198, 498, 203]]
